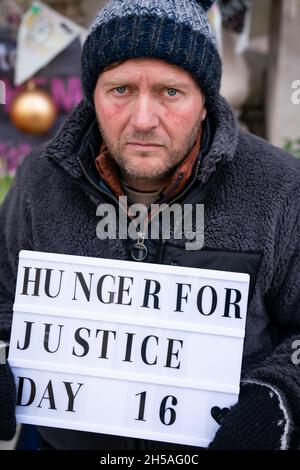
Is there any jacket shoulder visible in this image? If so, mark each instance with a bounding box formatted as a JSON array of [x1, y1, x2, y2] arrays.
[[236, 129, 300, 191], [15, 141, 70, 193], [18, 141, 53, 174]]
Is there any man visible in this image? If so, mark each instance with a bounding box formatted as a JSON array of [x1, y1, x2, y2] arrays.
[[0, 0, 299, 450]]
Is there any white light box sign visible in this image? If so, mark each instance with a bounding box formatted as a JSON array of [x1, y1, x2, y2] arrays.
[[9, 250, 250, 447]]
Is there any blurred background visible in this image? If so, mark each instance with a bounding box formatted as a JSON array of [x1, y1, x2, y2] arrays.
[[0, 0, 300, 451], [1, 0, 300, 205]]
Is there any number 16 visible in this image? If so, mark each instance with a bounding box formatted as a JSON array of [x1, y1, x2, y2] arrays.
[[135, 391, 178, 425]]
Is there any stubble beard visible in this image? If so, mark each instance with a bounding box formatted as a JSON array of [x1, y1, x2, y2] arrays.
[[97, 119, 202, 183]]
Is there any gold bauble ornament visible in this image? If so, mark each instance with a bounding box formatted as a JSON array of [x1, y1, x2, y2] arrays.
[[10, 82, 58, 135]]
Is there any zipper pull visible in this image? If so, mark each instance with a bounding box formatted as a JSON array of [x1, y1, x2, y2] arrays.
[[131, 232, 148, 262]]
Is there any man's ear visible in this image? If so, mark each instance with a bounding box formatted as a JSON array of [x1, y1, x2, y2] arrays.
[[201, 106, 207, 122]]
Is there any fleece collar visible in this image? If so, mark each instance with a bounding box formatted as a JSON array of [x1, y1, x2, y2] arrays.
[[45, 96, 239, 185]]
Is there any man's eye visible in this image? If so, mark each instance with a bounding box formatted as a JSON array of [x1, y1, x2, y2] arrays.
[[114, 86, 127, 94], [165, 88, 179, 97]]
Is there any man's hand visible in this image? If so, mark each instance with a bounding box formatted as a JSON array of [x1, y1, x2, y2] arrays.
[[209, 382, 290, 450], [0, 342, 16, 441]]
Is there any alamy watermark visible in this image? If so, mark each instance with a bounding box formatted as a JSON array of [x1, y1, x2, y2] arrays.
[[291, 339, 300, 365], [96, 197, 204, 251], [0, 80, 6, 105], [0, 340, 8, 365], [291, 80, 300, 104]]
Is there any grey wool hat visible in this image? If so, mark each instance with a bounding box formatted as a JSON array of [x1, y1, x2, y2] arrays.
[[81, 0, 222, 107]]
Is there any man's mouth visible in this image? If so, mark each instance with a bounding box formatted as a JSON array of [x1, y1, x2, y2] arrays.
[[126, 142, 163, 149]]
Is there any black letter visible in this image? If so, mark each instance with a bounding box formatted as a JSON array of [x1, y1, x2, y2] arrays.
[[95, 329, 117, 359], [21, 267, 42, 296], [174, 283, 191, 312], [72, 272, 94, 302], [117, 276, 133, 305], [123, 332, 136, 363], [17, 321, 34, 351], [141, 335, 159, 365], [164, 338, 183, 369], [197, 286, 217, 316], [97, 275, 116, 304], [44, 324, 64, 353], [44, 269, 65, 298], [72, 328, 91, 357], [142, 279, 161, 309], [223, 288, 242, 319], [16, 377, 36, 406], [63, 382, 84, 412], [37, 381, 57, 409]]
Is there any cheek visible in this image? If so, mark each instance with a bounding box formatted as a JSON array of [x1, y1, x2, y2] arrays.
[[96, 102, 127, 136], [97, 102, 119, 122], [163, 108, 200, 136], [164, 97, 202, 124]]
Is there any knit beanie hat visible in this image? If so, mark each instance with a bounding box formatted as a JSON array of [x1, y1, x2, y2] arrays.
[[81, 0, 222, 108]]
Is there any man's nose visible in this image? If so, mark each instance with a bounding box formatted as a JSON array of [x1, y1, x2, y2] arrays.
[[130, 95, 159, 131]]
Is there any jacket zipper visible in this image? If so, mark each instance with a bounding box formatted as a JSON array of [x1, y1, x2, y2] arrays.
[[149, 160, 202, 262], [77, 155, 120, 205], [78, 155, 150, 261], [77, 155, 202, 262]]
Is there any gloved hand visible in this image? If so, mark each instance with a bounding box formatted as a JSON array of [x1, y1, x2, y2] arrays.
[[0, 362, 16, 440], [209, 382, 290, 450]]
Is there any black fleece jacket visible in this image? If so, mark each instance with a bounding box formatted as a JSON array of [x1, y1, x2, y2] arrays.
[[0, 97, 299, 449]]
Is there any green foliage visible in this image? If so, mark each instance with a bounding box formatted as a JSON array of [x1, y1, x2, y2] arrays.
[[0, 175, 13, 205], [284, 139, 300, 159]]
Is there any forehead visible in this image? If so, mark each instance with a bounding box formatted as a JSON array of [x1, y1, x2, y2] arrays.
[[99, 58, 198, 87]]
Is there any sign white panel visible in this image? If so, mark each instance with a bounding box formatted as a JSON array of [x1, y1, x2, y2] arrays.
[[9, 250, 250, 447]]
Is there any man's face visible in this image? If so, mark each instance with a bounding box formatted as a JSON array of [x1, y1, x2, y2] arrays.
[[94, 58, 207, 185]]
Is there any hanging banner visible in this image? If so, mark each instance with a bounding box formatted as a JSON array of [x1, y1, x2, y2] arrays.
[[15, 1, 87, 86], [235, 9, 252, 55], [9, 251, 250, 447], [208, 3, 223, 56]]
